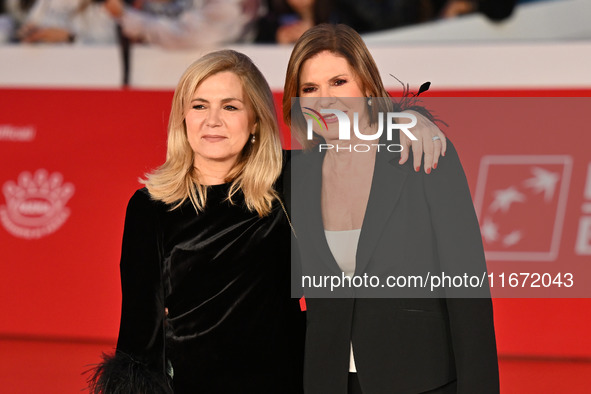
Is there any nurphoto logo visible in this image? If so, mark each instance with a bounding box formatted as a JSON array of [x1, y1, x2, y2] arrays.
[[303, 106, 418, 153]]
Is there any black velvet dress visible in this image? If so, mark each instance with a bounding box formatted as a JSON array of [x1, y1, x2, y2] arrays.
[[90, 185, 304, 393]]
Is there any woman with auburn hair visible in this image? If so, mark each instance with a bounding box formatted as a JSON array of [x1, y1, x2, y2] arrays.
[[284, 23, 445, 171], [88, 45, 446, 392], [88, 49, 304, 393], [284, 24, 499, 393]]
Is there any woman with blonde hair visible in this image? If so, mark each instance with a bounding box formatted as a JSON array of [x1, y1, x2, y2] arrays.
[[285, 24, 499, 393], [88, 49, 304, 393]]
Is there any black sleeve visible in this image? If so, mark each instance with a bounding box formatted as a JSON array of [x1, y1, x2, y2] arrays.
[[423, 140, 500, 393], [87, 189, 172, 394]]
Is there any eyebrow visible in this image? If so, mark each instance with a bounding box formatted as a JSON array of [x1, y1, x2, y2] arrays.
[[300, 74, 349, 87], [191, 97, 244, 103]]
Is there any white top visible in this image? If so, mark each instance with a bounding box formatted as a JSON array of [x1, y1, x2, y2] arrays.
[[324, 229, 361, 373]]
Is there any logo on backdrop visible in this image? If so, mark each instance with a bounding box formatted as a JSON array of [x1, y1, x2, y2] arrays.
[[575, 162, 591, 255], [474, 155, 572, 261], [0, 124, 36, 142], [0, 169, 75, 239]]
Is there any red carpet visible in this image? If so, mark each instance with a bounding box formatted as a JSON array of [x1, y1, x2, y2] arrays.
[[1, 338, 589, 393]]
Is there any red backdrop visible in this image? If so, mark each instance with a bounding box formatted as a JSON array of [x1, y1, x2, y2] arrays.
[[1, 88, 590, 358]]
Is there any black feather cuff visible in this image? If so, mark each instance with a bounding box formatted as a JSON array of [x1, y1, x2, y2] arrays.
[[86, 351, 172, 394]]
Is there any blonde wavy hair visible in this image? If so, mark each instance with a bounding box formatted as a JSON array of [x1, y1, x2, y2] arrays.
[[142, 50, 282, 217]]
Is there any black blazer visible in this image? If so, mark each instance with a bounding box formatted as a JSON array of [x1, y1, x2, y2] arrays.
[[287, 139, 499, 394]]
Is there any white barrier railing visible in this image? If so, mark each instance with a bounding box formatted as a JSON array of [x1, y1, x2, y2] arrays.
[[2, 41, 590, 90]]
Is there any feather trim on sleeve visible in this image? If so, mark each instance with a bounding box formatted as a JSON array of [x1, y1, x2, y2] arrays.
[[86, 351, 173, 394]]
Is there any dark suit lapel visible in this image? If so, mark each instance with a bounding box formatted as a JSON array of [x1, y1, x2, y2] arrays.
[[356, 152, 408, 276], [293, 151, 343, 275]]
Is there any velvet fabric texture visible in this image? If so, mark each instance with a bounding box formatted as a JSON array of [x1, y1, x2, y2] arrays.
[[90, 184, 304, 393]]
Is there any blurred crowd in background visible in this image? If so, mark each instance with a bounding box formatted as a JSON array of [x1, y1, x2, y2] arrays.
[[0, 0, 523, 48]]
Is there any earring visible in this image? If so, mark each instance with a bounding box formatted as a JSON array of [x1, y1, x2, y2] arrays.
[[251, 134, 256, 143], [367, 96, 373, 107]]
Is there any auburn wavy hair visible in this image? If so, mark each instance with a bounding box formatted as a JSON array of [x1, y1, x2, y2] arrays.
[[283, 24, 393, 149]]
